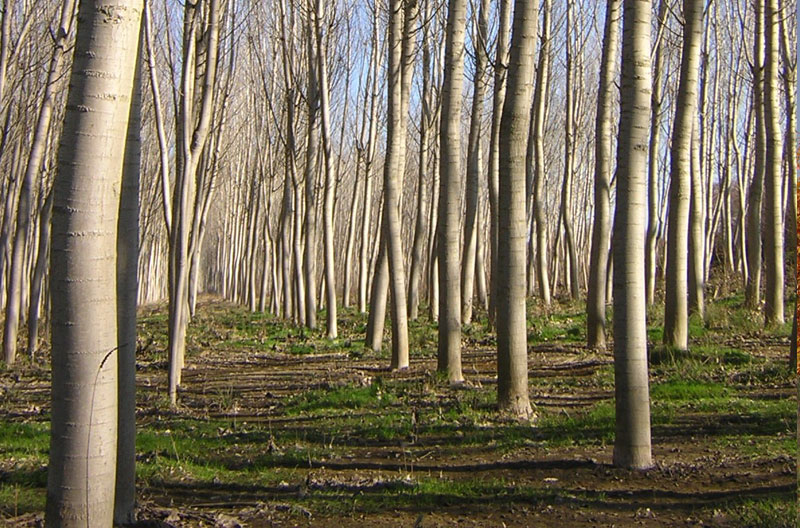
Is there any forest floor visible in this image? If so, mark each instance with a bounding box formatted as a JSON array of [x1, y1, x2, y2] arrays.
[[0, 293, 796, 527]]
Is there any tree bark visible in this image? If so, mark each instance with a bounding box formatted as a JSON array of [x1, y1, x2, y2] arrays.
[[763, 0, 784, 325], [46, 2, 142, 525], [664, 0, 703, 351], [496, 0, 537, 418], [587, 0, 621, 351], [438, 0, 467, 383], [461, 0, 489, 324], [612, 0, 652, 471]]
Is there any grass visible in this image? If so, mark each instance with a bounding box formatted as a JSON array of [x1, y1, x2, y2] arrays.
[[0, 293, 795, 524]]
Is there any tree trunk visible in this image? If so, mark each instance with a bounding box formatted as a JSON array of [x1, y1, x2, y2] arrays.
[[587, 0, 621, 351], [383, 0, 410, 368], [530, 0, 551, 306], [487, 0, 512, 325], [46, 2, 142, 525], [25, 189, 53, 360], [645, 0, 668, 305], [461, 0, 489, 324], [560, 1, 579, 300], [496, 0, 537, 419], [114, 31, 142, 524], [763, 0, 784, 325], [3, 0, 75, 365], [612, 0, 652, 471], [745, 2, 765, 309], [438, 0, 467, 383], [314, 0, 338, 338], [664, 0, 703, 351]]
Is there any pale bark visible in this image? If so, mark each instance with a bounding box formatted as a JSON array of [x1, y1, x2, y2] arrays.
[[3, 0, 75, 365], [612, 0, 652, 471], [407, 0, 433, 321], [114, 31, 142, 524], [46, 2, 142, 525], [645, 0, 667, 305], [763, 0, 784, 325], [461, 0, 489, 324], [496, 0, 536, 419], [559, 1, 579, 300], [587, 0, 620, 351], [745, 2, 765, 309], [664, 0, 703, 351], [383, 0, 410, 368], [487, 0, 511, 324], [529, 0, 551, 306], [438, 0, 467, 383]]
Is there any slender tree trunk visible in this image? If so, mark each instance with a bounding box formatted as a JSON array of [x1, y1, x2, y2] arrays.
[[587, 0, 621, 351], [3, 0, 75, 365], [382, 0, 410, 368], [314, 0, 338, 338], [461, 0, 489, 324], [46, 2, 142, 525], [645, 0, 667, 305], [25, 178, 52, 360], [663, 0, 703, 351], [745, 2, 765, 309], [612, 0, 652, 471], [303, 18, 320, 331], [560, 1, 579, 300], [487, 0, 512, 325], [438, 0, 467, 383], [688, 122, 705, 317], [763, 0, 784, 325], [530, 0, 551, 306], [496, 0, 537, 418]]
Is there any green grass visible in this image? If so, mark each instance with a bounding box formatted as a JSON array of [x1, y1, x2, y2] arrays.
[[1, 293, 795, 524], [725, 497, 797, 528]]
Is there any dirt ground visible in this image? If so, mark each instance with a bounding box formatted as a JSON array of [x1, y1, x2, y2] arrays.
[[1, 299, 796, 527]]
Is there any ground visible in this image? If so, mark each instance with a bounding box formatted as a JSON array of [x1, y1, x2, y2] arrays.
[[0, 293, 796, 527]]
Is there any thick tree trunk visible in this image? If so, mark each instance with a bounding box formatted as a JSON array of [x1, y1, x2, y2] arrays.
[[587, 0, 621, 351], [46, 2, 142, 525], [612, 0, 652, 471], [114, 33, 142, 524], [496, 0, 537, 419]]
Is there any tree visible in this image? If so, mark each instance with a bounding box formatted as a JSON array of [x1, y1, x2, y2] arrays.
[[46, 1, 142, 525], [487, 0, 512, 324], [528, 0, 551, 306], [663, 0, 704, 351], [461, 0, 489, 325], [437, 0, 467, 383], [114, 28, 143, 524], [167, 0, 221, 405], [2, 0, 76, 365], [586, 0, 621, 351], [745, 1, 766, 309], [496, 0, 537, 419], [762, 0, 784, 325], [612, 0, 652, 470]]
